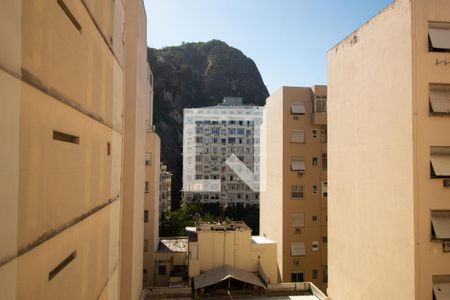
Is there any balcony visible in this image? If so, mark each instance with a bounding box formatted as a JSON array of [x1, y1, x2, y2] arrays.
[[313, 112, 327, 125]]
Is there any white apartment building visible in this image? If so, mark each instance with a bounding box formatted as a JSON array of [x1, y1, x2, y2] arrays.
[[160, 163, 172, 214], [182, 97, 263, 207]]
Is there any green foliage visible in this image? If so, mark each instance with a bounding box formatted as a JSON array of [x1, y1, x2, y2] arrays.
[[159, 201, 260, 237]]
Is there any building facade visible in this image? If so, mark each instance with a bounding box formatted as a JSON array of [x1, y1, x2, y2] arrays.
[[0, 0, 153, 299], [183, 97, 263, 207], [260, 86, 328, 292], [160, 163, 173, 214], [327, 0, 450, 299]]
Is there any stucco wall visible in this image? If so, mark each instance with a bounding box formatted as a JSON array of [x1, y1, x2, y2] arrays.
[[327, 0, 415, 299]]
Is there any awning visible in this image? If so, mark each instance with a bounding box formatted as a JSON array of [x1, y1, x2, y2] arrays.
[[429, 26, 450, 50], [433, 282, 450, 300], [291, 160, 305, 171], [430, 84, 450, 113], [291, 103, 305, 114], [431, 211, 450, 240], [430, 147, 450, 177], [193, 265, 266, 290]]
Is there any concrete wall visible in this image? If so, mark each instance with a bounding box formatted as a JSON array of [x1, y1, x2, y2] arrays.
[[327, 1, 416, 299], [143, 131, 161, 286], [260, 88, 285, 282], [120, 0, 150, 299], [0, 0, 124, 298]]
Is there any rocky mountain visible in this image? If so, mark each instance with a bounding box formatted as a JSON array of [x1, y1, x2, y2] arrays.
[[147, 40, 269, 209]]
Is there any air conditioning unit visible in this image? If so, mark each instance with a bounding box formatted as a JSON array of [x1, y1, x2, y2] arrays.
[[444, 241, 450, 253], [298, 171, 305, 176]]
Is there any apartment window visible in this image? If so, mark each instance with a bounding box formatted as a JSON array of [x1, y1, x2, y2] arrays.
[[433, 275, 450, 300], [431, 210, 450, 241], [322, 236, 328, 243], [428, 22, 450, 52], [53, 130, 79, 144], [322, 153, 327, 170], [107, 142, 111, 156], [430, 147, 450, 178], [444, 180, 450, 188], [195, 155, 202, 162], [290, 242, 306, 256], [312, 185, 318, 195], [144, 210, 149, 223], [429, 83, 450, 114], [312, 241, 319, 252], [196, 137, 203, 143], [291, 129, 305, 143], [291, 157, 306, 172], [144, 239, 148, 252], [312, 157, 318, 166], [322, 181, 328, 198], [290, 213, 305, 228], [321, 128, 327, 143], [312, 269, 318, 280], [291, 102, 305, 115], [314, 95, 327, 113], [145, 152, 151, 166], [312, 129, 318, 139], [291, 272, 304, 282], [48, 251, 77, 281], [291, 185, 304, 199], [158, 265, 167, 275], [312, 216, 318, 222], [143, 269, 147, 282], [57, 0, 82, 32], [145, 181, 149, 193]]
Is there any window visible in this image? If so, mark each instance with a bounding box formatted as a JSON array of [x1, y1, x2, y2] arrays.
[[428, 22, 450, 52], [312, 216, 318, 222], [158, 265, 167, 275], [291, 157, 306, 171], [53, 130, 79, 144], [290, 213, 305, 228], [196, 137, 203, 143], [291, 185, 304, 199], [107, 142, 111, 156], [145, 152, 151, 166], [291, 102, 305, 115], [314, 95, 327, 113], [57, 0, 82, 32], [444, 180, 450, 188], [312, 157, 318, 166], [322, 153, 327, 170], [291, 272, 304, 282], [322, 181, 328, 198], [430, 83, 450, 114], [312, 129, 318, 139], [144, 210, 149, 223], [312, 185, 318, 195], [48, 251, 77, 281], [322, 236, 328, 243], [312, 241, 319, 252], [431, 210, 450, 240], [144, 239, 148, 252], [291, 242, 306, 256], [322, 265, 328, 283], [430, 147, 450, 178], [145, 181, 149, 193], [291, 129, 305, 143], [321, 128, 327, 143], [312, 269, 318, 280]]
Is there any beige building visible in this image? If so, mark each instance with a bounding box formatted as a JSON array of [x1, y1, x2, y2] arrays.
[[260, 86, 328, 292], [143, 129, 161, 287], [187, 221, 278, 288], [160, 163, 173, 214], [153, 238, 188, 287], [0, 0, 154, 299], [327, 0, 450, 299]]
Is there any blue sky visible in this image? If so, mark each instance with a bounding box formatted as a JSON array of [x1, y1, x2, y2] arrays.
[[143, 0, 393, 93]]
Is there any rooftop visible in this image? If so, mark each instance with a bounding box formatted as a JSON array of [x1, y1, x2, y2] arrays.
[[186, 221, 251, 232], [157, 237, 188, 253], [251, 235, 276, 244]]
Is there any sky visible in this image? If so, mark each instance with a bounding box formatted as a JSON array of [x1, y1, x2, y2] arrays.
[[143, 0, 393, 94]]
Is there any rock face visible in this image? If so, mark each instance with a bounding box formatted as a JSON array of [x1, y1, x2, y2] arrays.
[[147, 40, 269, 208]]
